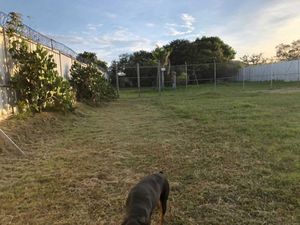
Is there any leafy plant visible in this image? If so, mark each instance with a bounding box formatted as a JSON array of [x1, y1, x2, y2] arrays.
[[9, 40, 75, 112], [70, 62, 117, 104], [5, 11, 75, 113]]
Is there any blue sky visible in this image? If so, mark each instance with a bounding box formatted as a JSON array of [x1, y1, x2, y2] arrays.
[[1, 0, 300, 63]]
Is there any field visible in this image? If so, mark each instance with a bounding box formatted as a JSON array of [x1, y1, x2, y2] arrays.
[[0, 83, 300, 225]]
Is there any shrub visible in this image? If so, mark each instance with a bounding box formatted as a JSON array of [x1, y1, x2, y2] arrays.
[[70, 62, 117, 104], [9, 40, 75, 112]]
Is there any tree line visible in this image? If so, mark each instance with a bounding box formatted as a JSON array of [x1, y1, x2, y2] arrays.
[[240, 40, 300, 65], [108, 37, 240, 87], [111, 36, 236, 68]]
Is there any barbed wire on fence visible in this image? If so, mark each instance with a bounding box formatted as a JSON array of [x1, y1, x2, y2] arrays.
[[0, 11, 77, 58]]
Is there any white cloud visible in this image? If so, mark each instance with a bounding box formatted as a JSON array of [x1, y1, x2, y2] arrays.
[[181, 13, 195, 30], [166, 13, 196, 36], [49, 26, 161, 63]]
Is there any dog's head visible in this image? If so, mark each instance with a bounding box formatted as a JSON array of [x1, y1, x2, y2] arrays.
[[121, 217, 149, 225]]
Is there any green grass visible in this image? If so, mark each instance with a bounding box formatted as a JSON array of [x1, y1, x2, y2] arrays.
[[1, 83, 300, 224]]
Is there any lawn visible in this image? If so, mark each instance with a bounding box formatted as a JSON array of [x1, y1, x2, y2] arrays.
[[0, 83, 299, 224]]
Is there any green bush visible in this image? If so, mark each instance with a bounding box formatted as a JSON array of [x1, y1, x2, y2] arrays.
[[70, 62, 117, 104], [9, 40, 75, 112]]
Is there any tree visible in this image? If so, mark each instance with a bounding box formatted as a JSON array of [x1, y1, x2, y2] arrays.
[[76, 51, 108, 70], [129, 50, 154, 65], [276, 40, 300, 61], [152, 45, 172, 66], [109, 36, 236, 86], [167, 39, 191, 65], [109, 52, 157, 88], [240, 53, 266, 65], [191, 36, 236, 63]]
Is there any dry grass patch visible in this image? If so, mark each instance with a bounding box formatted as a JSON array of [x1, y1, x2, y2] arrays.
[[1, 84, 300, 224]]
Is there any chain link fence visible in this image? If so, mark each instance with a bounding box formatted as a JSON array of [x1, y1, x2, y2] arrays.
[[112, 59, 300, 98], [113, 61, 243, 97]]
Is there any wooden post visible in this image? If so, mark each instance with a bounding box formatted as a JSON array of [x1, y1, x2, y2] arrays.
[[137, 63, 140, 97]]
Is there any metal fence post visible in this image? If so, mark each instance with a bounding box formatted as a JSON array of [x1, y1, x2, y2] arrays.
[[137, 63, 140, 97], [193, 66, 199, 86], [242, 67, 245, 89], [115, 65, 119, 95], [270, 63, 273, 89], [298, 58, 300, 81], [214, 59, 217, 90], [161, 69, 165, 90], [185, 62, 188, 89], [157, 61, 161, 95]]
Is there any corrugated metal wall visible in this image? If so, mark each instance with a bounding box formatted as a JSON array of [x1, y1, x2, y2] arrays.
[[237, 59, 300, 81]]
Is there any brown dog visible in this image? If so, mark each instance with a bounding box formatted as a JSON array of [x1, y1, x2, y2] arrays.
[[121, 172, 169, 225]]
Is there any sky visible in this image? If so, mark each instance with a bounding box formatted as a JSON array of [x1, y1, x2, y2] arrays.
[[1, 0, 300, 64]]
